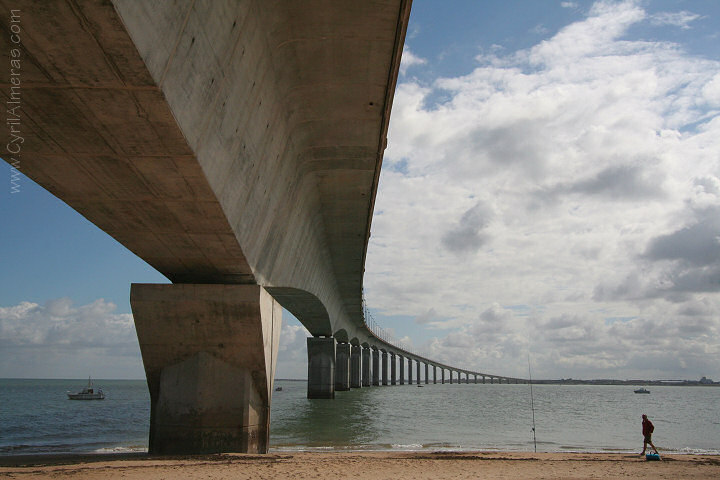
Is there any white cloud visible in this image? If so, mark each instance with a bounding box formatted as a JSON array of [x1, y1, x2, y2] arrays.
[[366, 0, 720, 380], [275, 321, 311, 379], [651, 11, 702, 30], [0, 298, 143, 378], [399, 48, 428, 76]]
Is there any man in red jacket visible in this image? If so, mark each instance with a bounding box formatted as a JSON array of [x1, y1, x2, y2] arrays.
[[641, 414, 659, 455]]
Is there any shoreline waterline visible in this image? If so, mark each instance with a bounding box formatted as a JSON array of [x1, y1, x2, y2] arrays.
[[1, 451, 719, 480]]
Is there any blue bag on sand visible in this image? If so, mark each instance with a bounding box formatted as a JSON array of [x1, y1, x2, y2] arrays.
[[646, 453, 661, 461]]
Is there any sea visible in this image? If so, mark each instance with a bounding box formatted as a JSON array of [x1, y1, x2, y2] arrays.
[[1, 378, 718, 456]]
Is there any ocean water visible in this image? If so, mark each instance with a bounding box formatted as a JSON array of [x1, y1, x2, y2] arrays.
[[1, 378, 718, 456]]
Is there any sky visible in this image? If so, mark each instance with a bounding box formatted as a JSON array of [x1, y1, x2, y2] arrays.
[[2, 0, 719, 381]]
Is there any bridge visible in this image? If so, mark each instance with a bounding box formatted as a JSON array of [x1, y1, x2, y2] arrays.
[[4, 0, 524, 454]]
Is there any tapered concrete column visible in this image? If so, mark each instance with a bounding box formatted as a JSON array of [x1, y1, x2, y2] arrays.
[[433, 365, 437, 384], [424, 363, 429, 384], [381, 351, 389, 386], [372, 348, 380, 386], [399, 355, 405, 385], [308, 337, 336, 399], [450, 371, 454, 384], [131, 283, 282, 454], [335, 343, 351, 391], [350, 344, 362, 389], [361, 347, 371, 387], [474, 374, 478, 384], [416, 360, 421, 384], [408, 358, 413, 384], [390, 353, 397, 385], [441, 368, 445, 384]]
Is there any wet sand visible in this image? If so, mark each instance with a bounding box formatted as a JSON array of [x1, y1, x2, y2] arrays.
[[1, 451, 718, 479]]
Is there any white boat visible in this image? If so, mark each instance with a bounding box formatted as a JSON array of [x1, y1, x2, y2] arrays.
[[634, 387, 650, 394], [67, 377, 105, 400]]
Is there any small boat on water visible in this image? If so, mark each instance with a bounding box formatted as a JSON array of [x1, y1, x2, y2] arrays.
[[67, 377, 105, 400], [634, 387, 650, 394]]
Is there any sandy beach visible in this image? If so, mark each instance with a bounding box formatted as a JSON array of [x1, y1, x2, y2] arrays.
[[1, 451, 718, 479]]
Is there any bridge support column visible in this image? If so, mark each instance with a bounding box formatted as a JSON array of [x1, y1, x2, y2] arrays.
[[450, 371, 454, 384], [335, 343, 351, 391], [416, 361, 421, 384], [425, 363, 429, 384], [408, 359, 413, 384], [307, 337, 336, 399], [372, 348, 380, 386], [131, 283, 281, 454], [361, 347, 371, 387], [390, 353, 397, 385], [350, 344, 362, 389], [381, 351, 389, 385], [399, 355, 405, 385], [441, 368, 445, 384], [474, 374, 478, 384], [433, 365, 437, 384]]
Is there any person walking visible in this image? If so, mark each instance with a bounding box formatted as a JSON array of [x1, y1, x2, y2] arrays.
[[640, 414, 659, 455]]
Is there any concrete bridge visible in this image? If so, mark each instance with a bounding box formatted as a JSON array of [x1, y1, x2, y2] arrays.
[[4, 0, 524, 454]]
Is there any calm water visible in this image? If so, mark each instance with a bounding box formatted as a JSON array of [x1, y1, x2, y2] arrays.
[[1, 379, 718, 456]]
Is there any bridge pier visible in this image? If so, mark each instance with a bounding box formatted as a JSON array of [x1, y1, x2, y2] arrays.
[[399, 355, 405, 385], [425, 363, 429, 384], [416, 360, 421, 384], [441, 368, 445, 384], [408, 358, 413, 384], [381, 351, 389, 385], [372, 348, 380, 386], [390, 352, 397, 385], [350, 344, 362, 389], [131, 284, 281, 454], [433, 365, 437, 384], [335, 343, 351, 391], [362, 347, 371, 387], [307, 337, 336, 399]]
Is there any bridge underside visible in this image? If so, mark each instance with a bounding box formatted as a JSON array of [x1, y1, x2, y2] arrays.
[[6, 0, 411, 453]]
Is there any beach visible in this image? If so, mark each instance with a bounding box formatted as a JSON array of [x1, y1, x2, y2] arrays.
[[1, 451, 718, 479]]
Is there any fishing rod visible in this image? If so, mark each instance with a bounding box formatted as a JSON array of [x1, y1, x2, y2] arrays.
[[528, 354, 537, 452]]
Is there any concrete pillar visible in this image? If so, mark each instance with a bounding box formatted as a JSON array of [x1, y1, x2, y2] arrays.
[[416, 360, 421, 384], [441, 368, 445, 384], [433, 365, 437, 384], [399, 355, 405, 385], [390, 352, 397, 385], [408, 358, 413, 384], [372, 348, 380, 386], [131, 283, 282, 454], [474, 374, 478, 384], [425, 363, 429, 384], [361, 346, 371, 387], [381, 351, 389, 386], [450, 371, 454, 384], [308, 337, 336, 399], [350, 344, 362, 389], [335, 343, 351, 391], [482, 375, 486, 384]]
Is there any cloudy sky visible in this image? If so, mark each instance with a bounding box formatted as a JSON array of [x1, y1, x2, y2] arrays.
[[2, 0, 719, 381]]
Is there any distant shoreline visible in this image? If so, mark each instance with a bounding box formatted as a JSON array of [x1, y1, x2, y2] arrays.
[[2, 377, 718, 386]]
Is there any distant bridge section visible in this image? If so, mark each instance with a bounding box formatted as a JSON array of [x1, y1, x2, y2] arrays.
[[4, 0, 523, 455]]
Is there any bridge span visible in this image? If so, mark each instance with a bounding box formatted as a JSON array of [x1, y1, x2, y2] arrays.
[[5, 0, 523, 454]]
